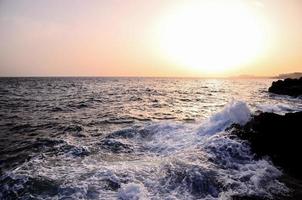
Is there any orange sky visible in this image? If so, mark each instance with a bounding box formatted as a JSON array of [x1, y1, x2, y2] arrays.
[[0, 0, 301, 77]]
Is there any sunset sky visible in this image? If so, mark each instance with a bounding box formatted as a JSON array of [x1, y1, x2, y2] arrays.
[[0, 0, 301, 77]]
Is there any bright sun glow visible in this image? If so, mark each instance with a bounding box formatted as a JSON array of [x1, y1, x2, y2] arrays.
[[155, 0, 267, 74]]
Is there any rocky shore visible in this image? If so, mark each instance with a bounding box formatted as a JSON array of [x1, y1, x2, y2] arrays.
[[269, 77, 302, 97], [229, 111, 302, 199], [227, 78, 302, 199]]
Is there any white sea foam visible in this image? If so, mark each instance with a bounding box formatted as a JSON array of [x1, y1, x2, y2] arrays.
[[197, 100, 251, 135], [256, 103, 301, 114], [0, 100, 289, 200], [118, 183, 148, 200]]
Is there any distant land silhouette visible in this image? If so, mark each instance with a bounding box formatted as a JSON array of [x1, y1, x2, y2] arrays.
[[273, 72, 302, 79], [228, 74, 270, 79], [228, 72, 302, 79]]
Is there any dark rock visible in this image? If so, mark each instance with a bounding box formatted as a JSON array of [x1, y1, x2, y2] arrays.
[[230, 111, 302, 179], [268, 77, 302, 97], [230, 111, 302, 199]]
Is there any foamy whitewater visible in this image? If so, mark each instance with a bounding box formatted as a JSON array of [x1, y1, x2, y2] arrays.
[[0, 78, 301, 199]]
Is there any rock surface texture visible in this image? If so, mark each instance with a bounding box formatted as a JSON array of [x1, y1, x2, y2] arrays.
[[269, 77, 302, 97], [230, 111, 302, 200]]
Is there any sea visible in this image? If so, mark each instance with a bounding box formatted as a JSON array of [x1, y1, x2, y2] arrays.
[[0, 77, 301, 200]]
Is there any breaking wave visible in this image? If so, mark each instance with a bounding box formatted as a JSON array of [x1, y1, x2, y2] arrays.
[[0, 101, 289, 199]]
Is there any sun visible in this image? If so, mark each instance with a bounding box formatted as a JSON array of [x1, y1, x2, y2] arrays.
[[154, 0, 267, 75]]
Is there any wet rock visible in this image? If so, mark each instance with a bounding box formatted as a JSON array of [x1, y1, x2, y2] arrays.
[[230, 111, 302, 179], [268, 78, 302, 97], [229, 111, 302, 200]]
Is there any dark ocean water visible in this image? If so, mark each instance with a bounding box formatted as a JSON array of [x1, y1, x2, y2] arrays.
[[0, 77, 301, 199]]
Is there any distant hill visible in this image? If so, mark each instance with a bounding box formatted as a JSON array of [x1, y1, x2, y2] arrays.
[[228, 74, 270, 79], [273, 72, 302, 79]]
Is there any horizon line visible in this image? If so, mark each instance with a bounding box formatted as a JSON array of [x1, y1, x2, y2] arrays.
[[0, 75, 275, 79]]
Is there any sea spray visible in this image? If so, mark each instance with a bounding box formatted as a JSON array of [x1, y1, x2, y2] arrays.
[[197, 100, 251, 135], [1, 78, 298, 199]]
